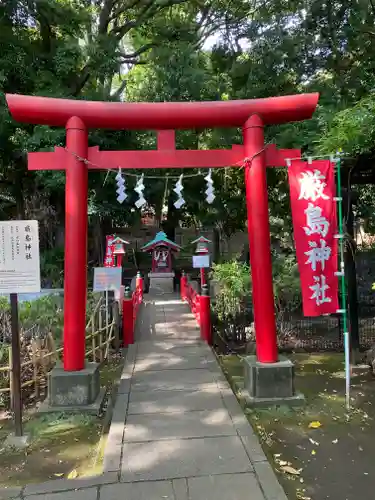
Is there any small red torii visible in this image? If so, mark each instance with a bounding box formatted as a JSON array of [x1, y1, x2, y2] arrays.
[[6, 93, 319, 372]]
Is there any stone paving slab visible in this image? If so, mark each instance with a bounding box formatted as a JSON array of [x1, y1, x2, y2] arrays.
[[164, 319, 200, 330], [146, 331, 200, 341], [130, 368, 217, 392], [133, 355, 210, 372], [109, 393, 128, 427], [0, 487, 22, 499], [161, 307, 196, 316], [120, 436, 254, 482], [162, 314, 196, 323], [253, 462, 289, 500], [127, 388, 226, 414], [103, 443, 122, 472], [171, 478, 189, 500], [99, 480, 175, 500], [187, 473, 265, 500], [124, 409, 237, 441], [136, 346, 209, 360], [135, 341, 203, 358], [23, 473, 118, 496], [163, 316, 199, 325], [28, 489, 98, 500]]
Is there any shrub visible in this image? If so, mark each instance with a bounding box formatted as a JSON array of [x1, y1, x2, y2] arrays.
[[272, 254, 302, 313], [0, 291, 104, 407], [211, 255, 302, 346], [19, 295, 64, 343], [211, 260, 251, 321]]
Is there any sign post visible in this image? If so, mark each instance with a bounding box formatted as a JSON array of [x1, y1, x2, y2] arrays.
[[0, 220, 41, 441], [10, 293, 22, 437]]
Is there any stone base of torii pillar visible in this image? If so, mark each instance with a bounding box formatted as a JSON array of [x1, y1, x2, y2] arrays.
[[242, 355, 305, 408], [38, 362, 106, 415]]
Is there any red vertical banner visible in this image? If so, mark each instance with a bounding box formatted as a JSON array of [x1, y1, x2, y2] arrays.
[[104, 235, 115, 267], [288, 160, 339, 316]]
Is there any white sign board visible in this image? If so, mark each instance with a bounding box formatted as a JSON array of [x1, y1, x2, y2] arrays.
[[93, 267, 122, 292], [192, 254, 210, 269], [0, 220, 41, 294]]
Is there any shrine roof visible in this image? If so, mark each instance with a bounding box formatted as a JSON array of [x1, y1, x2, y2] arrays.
[[191, 236, 211, 244], [141, 231, 181, 252], [112, 236, 130, 245]]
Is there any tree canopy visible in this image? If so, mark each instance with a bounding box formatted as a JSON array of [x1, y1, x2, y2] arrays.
[[1, 0, 375, 279]]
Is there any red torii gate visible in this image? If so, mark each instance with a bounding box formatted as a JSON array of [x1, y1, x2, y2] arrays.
[[6, 93, 319, 373]]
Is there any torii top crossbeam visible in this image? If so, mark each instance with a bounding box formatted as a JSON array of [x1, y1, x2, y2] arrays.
[[6, 93, 319, 129]]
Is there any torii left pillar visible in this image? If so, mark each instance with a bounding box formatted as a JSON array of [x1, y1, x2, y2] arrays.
[[64, 117, 88, 372], [46, 118, 103, 412]]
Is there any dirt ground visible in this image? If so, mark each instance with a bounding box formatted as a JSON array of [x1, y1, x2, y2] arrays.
[[0, 356, 123, 487], [220, 353, 375, 500]]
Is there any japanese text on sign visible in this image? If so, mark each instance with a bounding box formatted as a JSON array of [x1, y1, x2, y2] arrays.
[[93, 267, 122, 292], [0, 220, 41, 294], [288, 161, 339, 316], [192, 254, 210, 269]]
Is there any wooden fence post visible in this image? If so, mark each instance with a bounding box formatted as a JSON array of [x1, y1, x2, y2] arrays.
[[91, 314, 96, 363], [8, 345, 13, 409], [113, 301, 120, 352], [99, 306, 104, 363], [31, 342, 39, 400]]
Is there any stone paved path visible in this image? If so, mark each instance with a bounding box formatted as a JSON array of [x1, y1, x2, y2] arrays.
[[7, 294, 288, 500]]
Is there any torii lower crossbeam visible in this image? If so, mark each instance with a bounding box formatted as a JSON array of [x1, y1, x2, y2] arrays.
[[28, 135, 299, 171], [29, 128, 301, 370]]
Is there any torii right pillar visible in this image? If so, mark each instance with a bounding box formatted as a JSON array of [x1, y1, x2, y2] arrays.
[[243, 114, 304, 406]]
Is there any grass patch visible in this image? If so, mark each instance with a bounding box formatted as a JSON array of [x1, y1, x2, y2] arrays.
[[220, 353, 375, 500], [0, 354, 124, 487]]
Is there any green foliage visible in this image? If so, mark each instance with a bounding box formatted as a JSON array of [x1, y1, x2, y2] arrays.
[[211, 260, 251, 320], [212, 254, 302, 322], [272, 253, 302, 313], [19, 295, 64, 340], [40, 248, 65, 287], [3, 0, 375, 255], [0, 297, 9, 311], [0, 292, 99, 350], [318, 94, 375, 156]]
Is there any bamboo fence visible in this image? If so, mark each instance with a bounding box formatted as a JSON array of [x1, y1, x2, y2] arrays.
[[0, 295, 120, 405]]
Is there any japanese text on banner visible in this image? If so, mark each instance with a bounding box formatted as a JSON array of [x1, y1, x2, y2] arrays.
[[288, 160, 339, 316]]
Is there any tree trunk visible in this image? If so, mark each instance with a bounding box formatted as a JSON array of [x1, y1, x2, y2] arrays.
[[53, 195, 65, 249], [162, 193, 179, 242], [343, 188, 360, 361], [90, 215, 104, 266], [13, 162, 26, 220], [212, 226, 220, 263]]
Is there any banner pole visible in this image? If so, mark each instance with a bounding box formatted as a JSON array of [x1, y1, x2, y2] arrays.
[[335, 157, 350, 410]]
